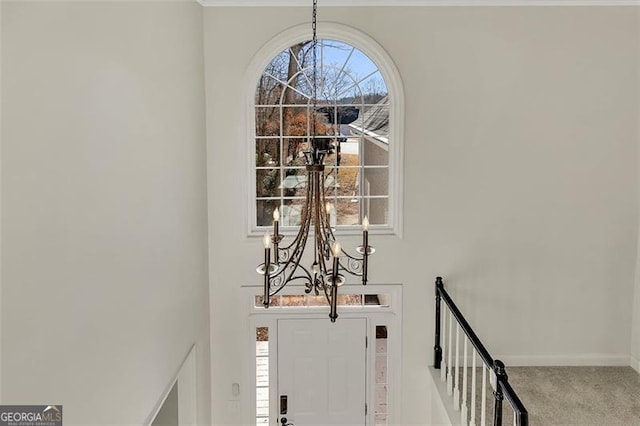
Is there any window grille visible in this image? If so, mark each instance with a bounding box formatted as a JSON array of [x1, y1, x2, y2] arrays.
[[254, 39, 390, 229]]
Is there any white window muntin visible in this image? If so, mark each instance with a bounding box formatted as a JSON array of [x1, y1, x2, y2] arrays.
[[255, 47, 388, 228], [245, 22, 404, 237]]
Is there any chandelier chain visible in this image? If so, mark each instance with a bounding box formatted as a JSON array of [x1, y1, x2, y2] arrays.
[[311, 0, 318, 138]]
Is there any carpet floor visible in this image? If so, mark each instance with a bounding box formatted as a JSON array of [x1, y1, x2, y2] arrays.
[[475, 366, 640, 426]]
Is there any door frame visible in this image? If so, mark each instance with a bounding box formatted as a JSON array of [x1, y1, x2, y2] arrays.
[[243, 284, 402, 426]]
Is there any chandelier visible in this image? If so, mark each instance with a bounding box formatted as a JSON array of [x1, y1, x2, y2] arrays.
[[256, 0, 374, 322]]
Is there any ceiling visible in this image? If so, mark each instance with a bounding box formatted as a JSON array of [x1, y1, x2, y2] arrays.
[[198, 0, 639, 6]]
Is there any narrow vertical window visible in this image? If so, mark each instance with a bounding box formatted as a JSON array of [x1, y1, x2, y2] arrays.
[[256, 327, 269, 425], [375, 325, 388, 425]]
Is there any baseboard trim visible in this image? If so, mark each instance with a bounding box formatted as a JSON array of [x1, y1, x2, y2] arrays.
[[631, 356, 640, 373], [494, 354, 631, 367]]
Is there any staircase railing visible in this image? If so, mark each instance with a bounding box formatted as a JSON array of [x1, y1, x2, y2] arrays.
[[434, 277, 528, 426]]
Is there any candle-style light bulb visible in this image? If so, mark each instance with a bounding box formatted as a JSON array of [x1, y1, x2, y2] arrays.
[[326, 202, 333, 227], [273, 207, 280, 222], [263, 233, 271, 249], [332, 242, 342, 257], [363, 216, 369, 231]]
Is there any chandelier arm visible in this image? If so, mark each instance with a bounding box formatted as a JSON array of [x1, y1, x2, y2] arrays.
[[269, 273, 314, 298], [338, 257, 364, 277], [319, 173, 336, 253], [281, 215, 312, 273], [271, 225, 307, 278], [338, 249, 362, 261], [268, 190, 315, 293], [279, 214, 307, 252], [322, 281, 332, 305], [318, 180, 332, 275], [313, 170, 326, 266], [320, 166, 365, 278], [275, 246, 291, 265], [267, 255, 308, 294], [312, 171, 320, 260], [279, 235, 300, 252], [269, 219, 311, 283], [278, 170, 315, 253]]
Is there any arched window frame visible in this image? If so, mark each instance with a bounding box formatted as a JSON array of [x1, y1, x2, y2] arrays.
[[245, 22, 404, 237]]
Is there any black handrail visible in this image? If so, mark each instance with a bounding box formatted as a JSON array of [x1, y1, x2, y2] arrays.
[[434, 276, 529, 426]]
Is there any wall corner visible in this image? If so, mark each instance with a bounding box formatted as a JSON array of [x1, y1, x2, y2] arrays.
[[632, 6, 640, 369]]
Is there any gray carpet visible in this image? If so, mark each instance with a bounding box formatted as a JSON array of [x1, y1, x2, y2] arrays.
[[437, 367, 640, 426], [504, 367, 640, 426], [456, 366, 640, 425]]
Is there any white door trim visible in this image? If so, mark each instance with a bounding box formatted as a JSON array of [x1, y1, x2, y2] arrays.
[[243, 284, 402, 426]]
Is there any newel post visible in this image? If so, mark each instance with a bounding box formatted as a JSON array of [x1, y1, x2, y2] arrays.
[[493, 360, 507, 426], [434, 277, 443, 369]]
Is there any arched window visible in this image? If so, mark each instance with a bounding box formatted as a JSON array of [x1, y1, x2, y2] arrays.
[[248, 24, 403, 235]]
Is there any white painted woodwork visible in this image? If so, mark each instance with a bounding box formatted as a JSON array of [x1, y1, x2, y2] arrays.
[[470, 351, 477, 426], [278, 318, 367, 426], [481, 365, 487, 426], [447, 311, 453, 395], [461, 338, 468, 425], [453, 325, 460, 409], [441, 307, 447, 382]]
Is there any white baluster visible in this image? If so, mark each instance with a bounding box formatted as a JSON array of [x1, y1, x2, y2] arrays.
[[461, 337, 468, 425], [453, 325, 460, 410], [447, 311, 453, 395], [470, 350, 477, 426], [440, 306, 447, 382], [480, 363, 487, 426], [513, 410, 517, 426]]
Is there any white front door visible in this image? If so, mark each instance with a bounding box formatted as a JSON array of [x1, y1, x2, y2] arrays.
[[277, 318, 367, 426]]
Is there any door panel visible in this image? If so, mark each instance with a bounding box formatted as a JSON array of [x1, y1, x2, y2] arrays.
[[278, 318, 367, 426]]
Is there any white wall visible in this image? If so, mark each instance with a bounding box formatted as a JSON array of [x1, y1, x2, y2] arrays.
[[204, 6, 638, 425], [633, 7, 640, 375], [1, 2, 210, 425], [0, 0, 4, 405]]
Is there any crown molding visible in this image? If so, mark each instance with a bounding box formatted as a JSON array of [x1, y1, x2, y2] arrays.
[[198, 0, 640, 6]]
